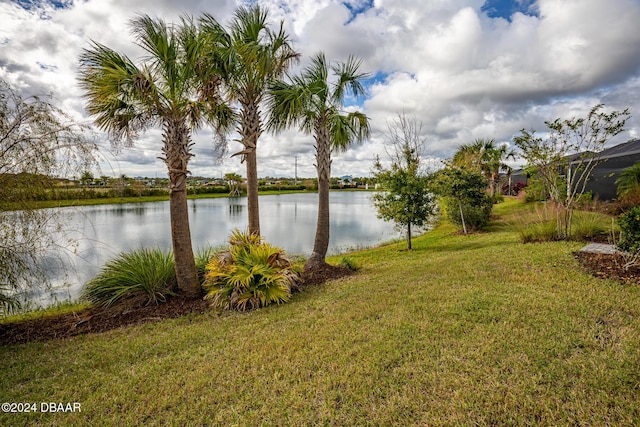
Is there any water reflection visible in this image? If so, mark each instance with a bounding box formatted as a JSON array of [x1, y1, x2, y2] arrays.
[[228, 203, 244, 216], [36, 192, 400, 305]]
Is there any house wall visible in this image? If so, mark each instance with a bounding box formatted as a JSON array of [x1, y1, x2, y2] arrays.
[[587, 154, 640, 200]]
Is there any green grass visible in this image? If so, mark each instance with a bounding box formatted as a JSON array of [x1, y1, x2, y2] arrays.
[[1, 198, 640, 425], [0, 302, 91, 325]]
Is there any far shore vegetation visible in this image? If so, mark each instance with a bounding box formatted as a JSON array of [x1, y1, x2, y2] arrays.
[[3, 174, 374, 211]]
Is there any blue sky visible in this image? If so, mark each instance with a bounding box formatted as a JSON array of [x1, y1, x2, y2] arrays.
[[2, 0, 640, 178], [482, 0, 538, 20]]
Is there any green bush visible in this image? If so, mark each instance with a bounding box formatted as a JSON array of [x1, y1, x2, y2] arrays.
[[440, 196, 493, 231], [618, 207, 640, 253], [340, 257, 359, 271], [83, 248, 177, 307], [203, 230, 300, 311]]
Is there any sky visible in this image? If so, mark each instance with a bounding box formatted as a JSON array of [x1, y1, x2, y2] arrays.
[[2, 0, 640, 179]]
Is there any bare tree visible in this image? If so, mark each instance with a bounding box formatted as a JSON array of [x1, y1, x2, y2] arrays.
[[0, 79, 96, 313]]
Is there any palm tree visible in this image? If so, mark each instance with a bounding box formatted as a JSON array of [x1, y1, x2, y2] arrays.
[[616, 162, 640, 198], [224, 172, 243, 196], [268, 53, 370, 270], [200, 5, 299, 236], [452, 138, 514, 197], [79, 15, 232, 298]]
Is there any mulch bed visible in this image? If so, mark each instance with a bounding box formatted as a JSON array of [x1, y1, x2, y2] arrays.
[[1, 265, 354, 347], [0, 297, 210, 347], [300, 263, 354, 286], [574, 251, 640, 284]]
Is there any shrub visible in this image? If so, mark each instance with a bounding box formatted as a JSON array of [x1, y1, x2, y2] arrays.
[[571, 211, 608, 241], [340, 257, 359, 271], [511, 181, 527, 195], [512, 203, 559, 243], [440, 196, 493, 231], [203, 230, 300, 311], [195, 246, 218, 283], [519, 220, 559, 243], [83, 248, 177, 307], [618, 207, 640, 253]]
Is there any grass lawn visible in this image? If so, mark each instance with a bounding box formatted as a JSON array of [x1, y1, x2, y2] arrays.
[[1, 199, 639, 425]]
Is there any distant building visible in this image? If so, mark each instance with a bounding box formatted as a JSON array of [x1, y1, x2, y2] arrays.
[[511, 139, 640, 200], [578, 139, 640, 200]]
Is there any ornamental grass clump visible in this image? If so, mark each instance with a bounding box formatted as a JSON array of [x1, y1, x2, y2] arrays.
[[203, 229, 300, 311], [83, 248, 177, 307]]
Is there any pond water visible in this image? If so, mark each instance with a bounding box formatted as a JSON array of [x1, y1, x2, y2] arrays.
[[34, 191, 402, 305]]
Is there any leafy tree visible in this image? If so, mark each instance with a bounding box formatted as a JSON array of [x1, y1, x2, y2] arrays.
[[514, 104, 630, 238], [80, 170, 94, 186], [268, 52, 369, 269], [432, 166, 493, 234], [452, 138, 514, 197], [0, 79, 95, 313], [616, 162, 640, 199], [200, 5, 299, 236], [79, 15, 232, 298], [372, 115, 434, 250]]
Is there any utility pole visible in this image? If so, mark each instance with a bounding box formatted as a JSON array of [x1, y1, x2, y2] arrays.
[[295, 156, 298, 185]]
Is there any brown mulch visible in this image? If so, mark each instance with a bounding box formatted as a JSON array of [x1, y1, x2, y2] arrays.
[[574, 251, 640, 284], [300, 263, 355, 286], [0, 297, 210, 347], [1, 265, 354, 347]]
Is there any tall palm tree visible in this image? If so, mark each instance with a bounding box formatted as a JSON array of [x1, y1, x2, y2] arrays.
[[268, 52, 370, 270], [79, 15, 232, 298], [452, 138, 514, 197], [200, 5, 299, 236]]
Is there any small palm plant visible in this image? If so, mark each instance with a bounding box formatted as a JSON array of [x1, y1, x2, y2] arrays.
[[616, 163, 640, 199], [203, 229, 300, 311]]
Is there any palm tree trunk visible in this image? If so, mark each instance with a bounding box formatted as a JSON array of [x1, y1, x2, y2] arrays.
[[163, 120, 199, 298], [240, 95, 262, 236], [305, 123, 331, 271], [245, 149, 260, 235]]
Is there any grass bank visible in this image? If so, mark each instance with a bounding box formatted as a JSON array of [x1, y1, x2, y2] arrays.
[[1, 199, 639, 425]]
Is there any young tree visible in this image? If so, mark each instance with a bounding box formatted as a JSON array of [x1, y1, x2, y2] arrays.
[[268, 52, 370, 270], [79, 15, 232, 298], [514, 104, 630, 238], [432, 166, 493, 234], [0, 79, 95, 313], [200, 5, 299, 236], [372, 115, 434, 250]]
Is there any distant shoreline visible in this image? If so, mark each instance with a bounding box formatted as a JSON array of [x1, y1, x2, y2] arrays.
[[5, 188, 375, 211]]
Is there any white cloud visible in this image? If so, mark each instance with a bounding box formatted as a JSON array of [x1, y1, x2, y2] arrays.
[[2, 0, 640, 179]]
